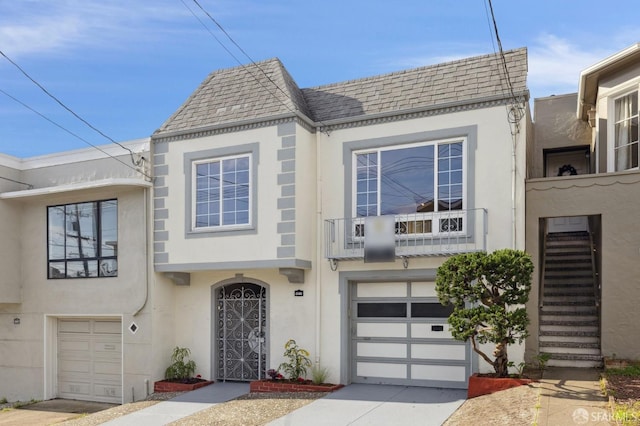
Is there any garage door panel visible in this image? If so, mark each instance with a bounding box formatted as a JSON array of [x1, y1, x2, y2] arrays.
[[411, 344, 466, 361], [93, 384, 121, 399], [58, 318, 122, 403], [411, 323, 453, 339], [357, 342, 407, 358], [58, 339, 91, 352], [357, 362, 407, 379], [411, 364, 467, 382], [357, 323, 406, 338], [59, 320, 91, 333], [357, 282, 407, 298], [93, 320, 121, 334], [410, 282, 437, 297], [352, 281, 470, 389], [59, 359, 91, 374], [58, 381, 91, 397]]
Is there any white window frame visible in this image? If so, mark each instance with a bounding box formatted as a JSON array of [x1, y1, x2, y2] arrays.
[[191, 153, 253, 232], [607, 84, 640, 172], [351, 137, 467, 237]]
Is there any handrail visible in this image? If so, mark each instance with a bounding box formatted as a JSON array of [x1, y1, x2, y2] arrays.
[[588, 231, 600, 308], [539, 228, 548, 309]]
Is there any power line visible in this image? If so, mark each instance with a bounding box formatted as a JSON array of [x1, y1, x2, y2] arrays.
[[0, 49, 146, 168], [183, 0, 332, 133], [0, 88, 153, 180]]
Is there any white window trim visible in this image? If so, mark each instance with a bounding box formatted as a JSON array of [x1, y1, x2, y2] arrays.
[[606, 83, 640, 172], [191, 153, 253, 232], [351, 137, 467, 236]]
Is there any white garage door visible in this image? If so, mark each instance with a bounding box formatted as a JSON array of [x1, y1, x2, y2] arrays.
[[57, 318, 122, 403], [351, 281, 470, 389]]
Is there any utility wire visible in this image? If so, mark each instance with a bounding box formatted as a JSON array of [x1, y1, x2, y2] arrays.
[[0, 49, 144, 167], [190, 0, 296, 108], [0, 88, 152, 180], [183, 0, 332, 133], [485, 0, 523, 107]]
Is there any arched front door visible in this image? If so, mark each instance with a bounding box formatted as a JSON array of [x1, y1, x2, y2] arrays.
[[214, 283, 267, 381]]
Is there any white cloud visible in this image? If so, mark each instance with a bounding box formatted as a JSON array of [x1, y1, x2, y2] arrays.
[[0, 1, 191, 59]]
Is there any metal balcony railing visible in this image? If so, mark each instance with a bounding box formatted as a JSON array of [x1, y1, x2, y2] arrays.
[[324, 208, 487, 261]]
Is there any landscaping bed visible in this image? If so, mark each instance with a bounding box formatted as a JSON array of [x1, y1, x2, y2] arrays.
[[603, 365, 640, 425]]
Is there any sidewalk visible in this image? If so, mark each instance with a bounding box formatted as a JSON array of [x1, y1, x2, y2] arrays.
[[102, 382, 249, 426], [536, 367, 612, 425]]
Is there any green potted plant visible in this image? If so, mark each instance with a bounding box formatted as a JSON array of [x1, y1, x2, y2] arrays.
[[436, 249, 534, 397], [154, 346, 213, 392]]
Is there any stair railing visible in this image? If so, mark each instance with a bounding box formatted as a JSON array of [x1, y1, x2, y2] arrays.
[[588, 231, 600, 308], [539, 226, 548, 309]]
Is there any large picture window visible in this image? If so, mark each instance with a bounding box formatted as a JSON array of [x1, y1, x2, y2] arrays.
[[613, 91, 639, 171], [193, 154, 251, 229], [47, 199, 118, 279], [355, 139, 463, 212]]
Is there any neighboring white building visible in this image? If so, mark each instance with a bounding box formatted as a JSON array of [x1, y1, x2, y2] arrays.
[[0, 48, 530, 404], [0, 140, 153, 403]]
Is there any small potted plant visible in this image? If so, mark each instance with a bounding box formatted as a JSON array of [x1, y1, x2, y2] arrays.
[[250, 339, 343, 393], [154, 346, 213, 392]]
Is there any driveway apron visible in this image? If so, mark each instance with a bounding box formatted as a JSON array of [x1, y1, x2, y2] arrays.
[[267, 384, 466, 426]]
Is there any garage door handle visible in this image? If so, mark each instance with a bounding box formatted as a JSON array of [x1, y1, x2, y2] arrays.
[[431, 325, 444, 332]]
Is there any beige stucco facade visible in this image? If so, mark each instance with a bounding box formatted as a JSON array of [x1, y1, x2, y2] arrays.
[[526, 44, 640, 364], [0, 141, 158, 403]]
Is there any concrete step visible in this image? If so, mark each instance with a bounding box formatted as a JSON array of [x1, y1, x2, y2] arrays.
[[539, 330, 599, 338], [540, 318, 599, 326], [544, 282, 594, 288], [542, 292, 595, 300], [547, 352, 602, 362], [540, 314, 598, 323], [539, 334, 599, 344], [543, 300, 596, 307], [547, 358, 603, 368], [540, 306, 597, 315], [539, 341, 600, 350], [540, 307, 598, 315], [540, 324, 599, 333]]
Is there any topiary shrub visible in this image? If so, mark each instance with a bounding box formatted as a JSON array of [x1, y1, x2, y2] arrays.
[[436, 249, 533, 377]]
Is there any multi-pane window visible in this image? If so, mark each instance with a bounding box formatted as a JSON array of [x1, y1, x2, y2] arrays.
[[355, 140, 464, 217], [47, 200, 118, 279], [194, 155, 250, 229], [613, 91, 639, 171]]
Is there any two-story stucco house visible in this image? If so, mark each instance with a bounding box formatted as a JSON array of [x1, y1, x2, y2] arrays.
[[526, 43, 640, 368], [0, 48, 531, 405], [152, 48, 530, 390], [0, 140, 153, 403]]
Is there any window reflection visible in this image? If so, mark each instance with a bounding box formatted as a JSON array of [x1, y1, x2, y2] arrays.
[[47, 199, 118, 279]]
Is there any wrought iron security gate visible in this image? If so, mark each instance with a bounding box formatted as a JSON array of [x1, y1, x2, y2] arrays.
[[216, 283, 266, 381]]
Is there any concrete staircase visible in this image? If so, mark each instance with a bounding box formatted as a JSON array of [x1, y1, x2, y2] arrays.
[[539, 231, 602, 368]]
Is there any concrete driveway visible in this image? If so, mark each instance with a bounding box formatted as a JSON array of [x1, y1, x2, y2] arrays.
[[0, 399, 115, 426], [267, 384, 467, 426]]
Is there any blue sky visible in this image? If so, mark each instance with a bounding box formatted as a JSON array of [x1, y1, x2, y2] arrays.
[[0, 0, 639, 158]]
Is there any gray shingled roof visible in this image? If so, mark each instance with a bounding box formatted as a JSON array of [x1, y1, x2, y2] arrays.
[[155, 48, 527, 135], [155, 58, 310, 135], [303, 48, 527, 122]]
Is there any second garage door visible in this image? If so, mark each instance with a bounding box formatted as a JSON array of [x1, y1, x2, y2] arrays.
[[351, 281, 470, 389], [57, 318, 122, 403]]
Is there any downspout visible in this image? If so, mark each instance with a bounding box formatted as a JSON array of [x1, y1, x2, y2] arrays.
[[314, 134, 323, 367], [508, 103, 524, 250], [133, 185, 151, 316]]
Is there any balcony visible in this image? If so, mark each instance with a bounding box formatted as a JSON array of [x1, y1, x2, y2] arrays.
[[324, 208, 487, 261]]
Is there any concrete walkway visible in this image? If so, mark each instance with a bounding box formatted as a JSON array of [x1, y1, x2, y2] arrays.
[[536, 367, 612, 426], [268, 384, 466, 426], [102, 382, 249, 426]]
